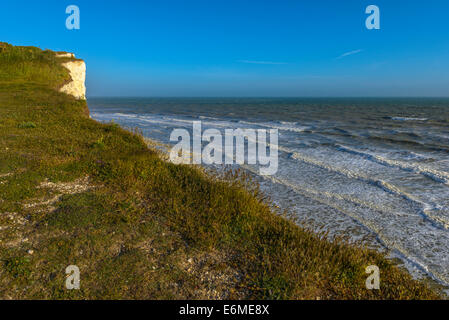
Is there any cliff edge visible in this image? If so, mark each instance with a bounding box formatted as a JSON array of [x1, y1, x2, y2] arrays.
[[57, 53, 86, 100]]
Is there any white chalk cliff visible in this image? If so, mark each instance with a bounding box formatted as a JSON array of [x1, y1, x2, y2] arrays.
[[57, 53, 86, 100]]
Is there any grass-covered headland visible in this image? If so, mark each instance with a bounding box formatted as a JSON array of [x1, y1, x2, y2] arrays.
[[0, 42, 440, 299]]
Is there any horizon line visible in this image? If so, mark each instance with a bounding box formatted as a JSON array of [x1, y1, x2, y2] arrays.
[[87, 96, 449, 99]]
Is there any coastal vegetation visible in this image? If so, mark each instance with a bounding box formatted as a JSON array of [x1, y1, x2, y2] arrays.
[[0, 42, 441, 299]]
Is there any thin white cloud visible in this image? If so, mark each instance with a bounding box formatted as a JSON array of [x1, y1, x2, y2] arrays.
[[336, 49, 363, 59], [238, 60, 288, 65]]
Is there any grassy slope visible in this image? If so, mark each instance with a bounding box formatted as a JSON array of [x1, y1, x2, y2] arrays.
[[0, 42, 440, 299]]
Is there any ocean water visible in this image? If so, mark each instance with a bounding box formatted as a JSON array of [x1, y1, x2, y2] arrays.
[[90, 97, 449, 287]]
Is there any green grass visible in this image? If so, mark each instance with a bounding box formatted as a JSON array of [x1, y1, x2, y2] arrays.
[[17, 121, 37, 129], [0, 42, 442, 299]]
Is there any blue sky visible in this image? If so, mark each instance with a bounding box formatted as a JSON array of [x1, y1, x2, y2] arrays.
[[1, 0, 449, 97]]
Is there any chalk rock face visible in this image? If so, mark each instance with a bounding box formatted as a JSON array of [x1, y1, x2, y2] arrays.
[[59, 55, 86, 100]]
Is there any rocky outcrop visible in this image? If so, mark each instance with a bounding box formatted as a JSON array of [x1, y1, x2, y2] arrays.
[[58, 53, 86, 100], [56, 52, 75, 59]]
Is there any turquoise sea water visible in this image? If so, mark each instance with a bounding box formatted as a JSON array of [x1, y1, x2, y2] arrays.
[[90, 97, 449, 288]]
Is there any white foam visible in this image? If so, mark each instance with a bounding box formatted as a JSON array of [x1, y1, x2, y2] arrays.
[[336, 144, 449, 185], [391, 117, 428, 121]]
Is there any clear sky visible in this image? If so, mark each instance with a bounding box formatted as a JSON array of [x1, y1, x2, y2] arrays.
[[1, 0, 448, 97]]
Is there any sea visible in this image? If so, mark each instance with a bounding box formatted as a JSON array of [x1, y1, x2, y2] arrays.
[[90, 97, 449, 288]]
